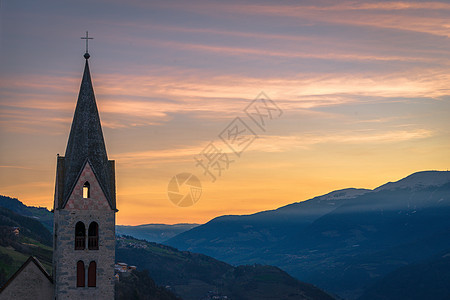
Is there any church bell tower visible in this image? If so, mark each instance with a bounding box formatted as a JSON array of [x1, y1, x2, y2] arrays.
[[53, 34, 116, 299]]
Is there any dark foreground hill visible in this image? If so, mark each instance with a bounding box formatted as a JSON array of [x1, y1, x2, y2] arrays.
[[0, 197, 333, 300], [167, 171, 450, 299], [0, 208, 180, 300], [360, 249, 450, 300], [0, 195, 197, 244], [115, 269, 181, 300], [0, 195, 53, 232], [0, 206, 53, 285], [116, 236, 335, 300]]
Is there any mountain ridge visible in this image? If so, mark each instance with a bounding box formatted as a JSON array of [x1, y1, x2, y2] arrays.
[[116, 235, 335, 300], [166, 170, 450, 299], [0, 195, 53, 232], [0, 196, 198, 244], [375, 170, 450, 191], [117, 223, 199, 243], [3, 170, 450, 299]]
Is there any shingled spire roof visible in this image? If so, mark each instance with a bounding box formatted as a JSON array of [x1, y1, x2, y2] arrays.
[[62, 56, 114, 209]]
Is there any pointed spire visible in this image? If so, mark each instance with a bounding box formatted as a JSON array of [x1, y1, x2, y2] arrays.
[[62, 58, 114, 208]]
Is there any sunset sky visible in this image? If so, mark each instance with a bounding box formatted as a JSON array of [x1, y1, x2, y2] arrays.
[[1, 0, 449, 225]]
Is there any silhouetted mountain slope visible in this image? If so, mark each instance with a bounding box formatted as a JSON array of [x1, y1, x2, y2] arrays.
[[374, 170, 450, 191], [0, 206, 52, 247], [168, 188, 370, 263], [0, 207, 179, 299], [283, 194, 450, 299], [0, 206, 53, 285], [0, 195, 53, 232], [0, 195, 198, 244], [360, 250, 450, 300], [167, 171, 450, 299], [116, 236, 334, 300], [116, 223, 199, 243]]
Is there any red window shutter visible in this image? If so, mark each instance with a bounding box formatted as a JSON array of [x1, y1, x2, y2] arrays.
[[88, 261, 96, 287], [77, 261, 85, 287]]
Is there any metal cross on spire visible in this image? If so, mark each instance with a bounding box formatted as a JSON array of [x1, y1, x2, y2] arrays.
[[81, 31, 93, 59]]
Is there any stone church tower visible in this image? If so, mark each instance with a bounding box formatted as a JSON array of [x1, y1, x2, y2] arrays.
[[52, 50, 116, 299]]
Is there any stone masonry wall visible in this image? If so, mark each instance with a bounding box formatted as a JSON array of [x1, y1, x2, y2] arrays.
[[0, 260, 54, 300], [54, 162, 115, 300]]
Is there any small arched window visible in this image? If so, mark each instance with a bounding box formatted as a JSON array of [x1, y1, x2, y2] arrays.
[[83, 182, 90, 198], [88, 222, 99, 250], [75, 222, 86, 250], [77, 260, 85, 287], [88, 261, 96, 287]]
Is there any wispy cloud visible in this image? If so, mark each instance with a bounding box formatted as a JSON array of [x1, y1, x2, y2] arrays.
[[111, 128, 433, 167], [112, 146, 201, 166], [255, 129, 434, 151], [109, 35, 432, 63], [157, 1, 450, 37], [1, 67, 449, 134], [0, 165, 34, 170]]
